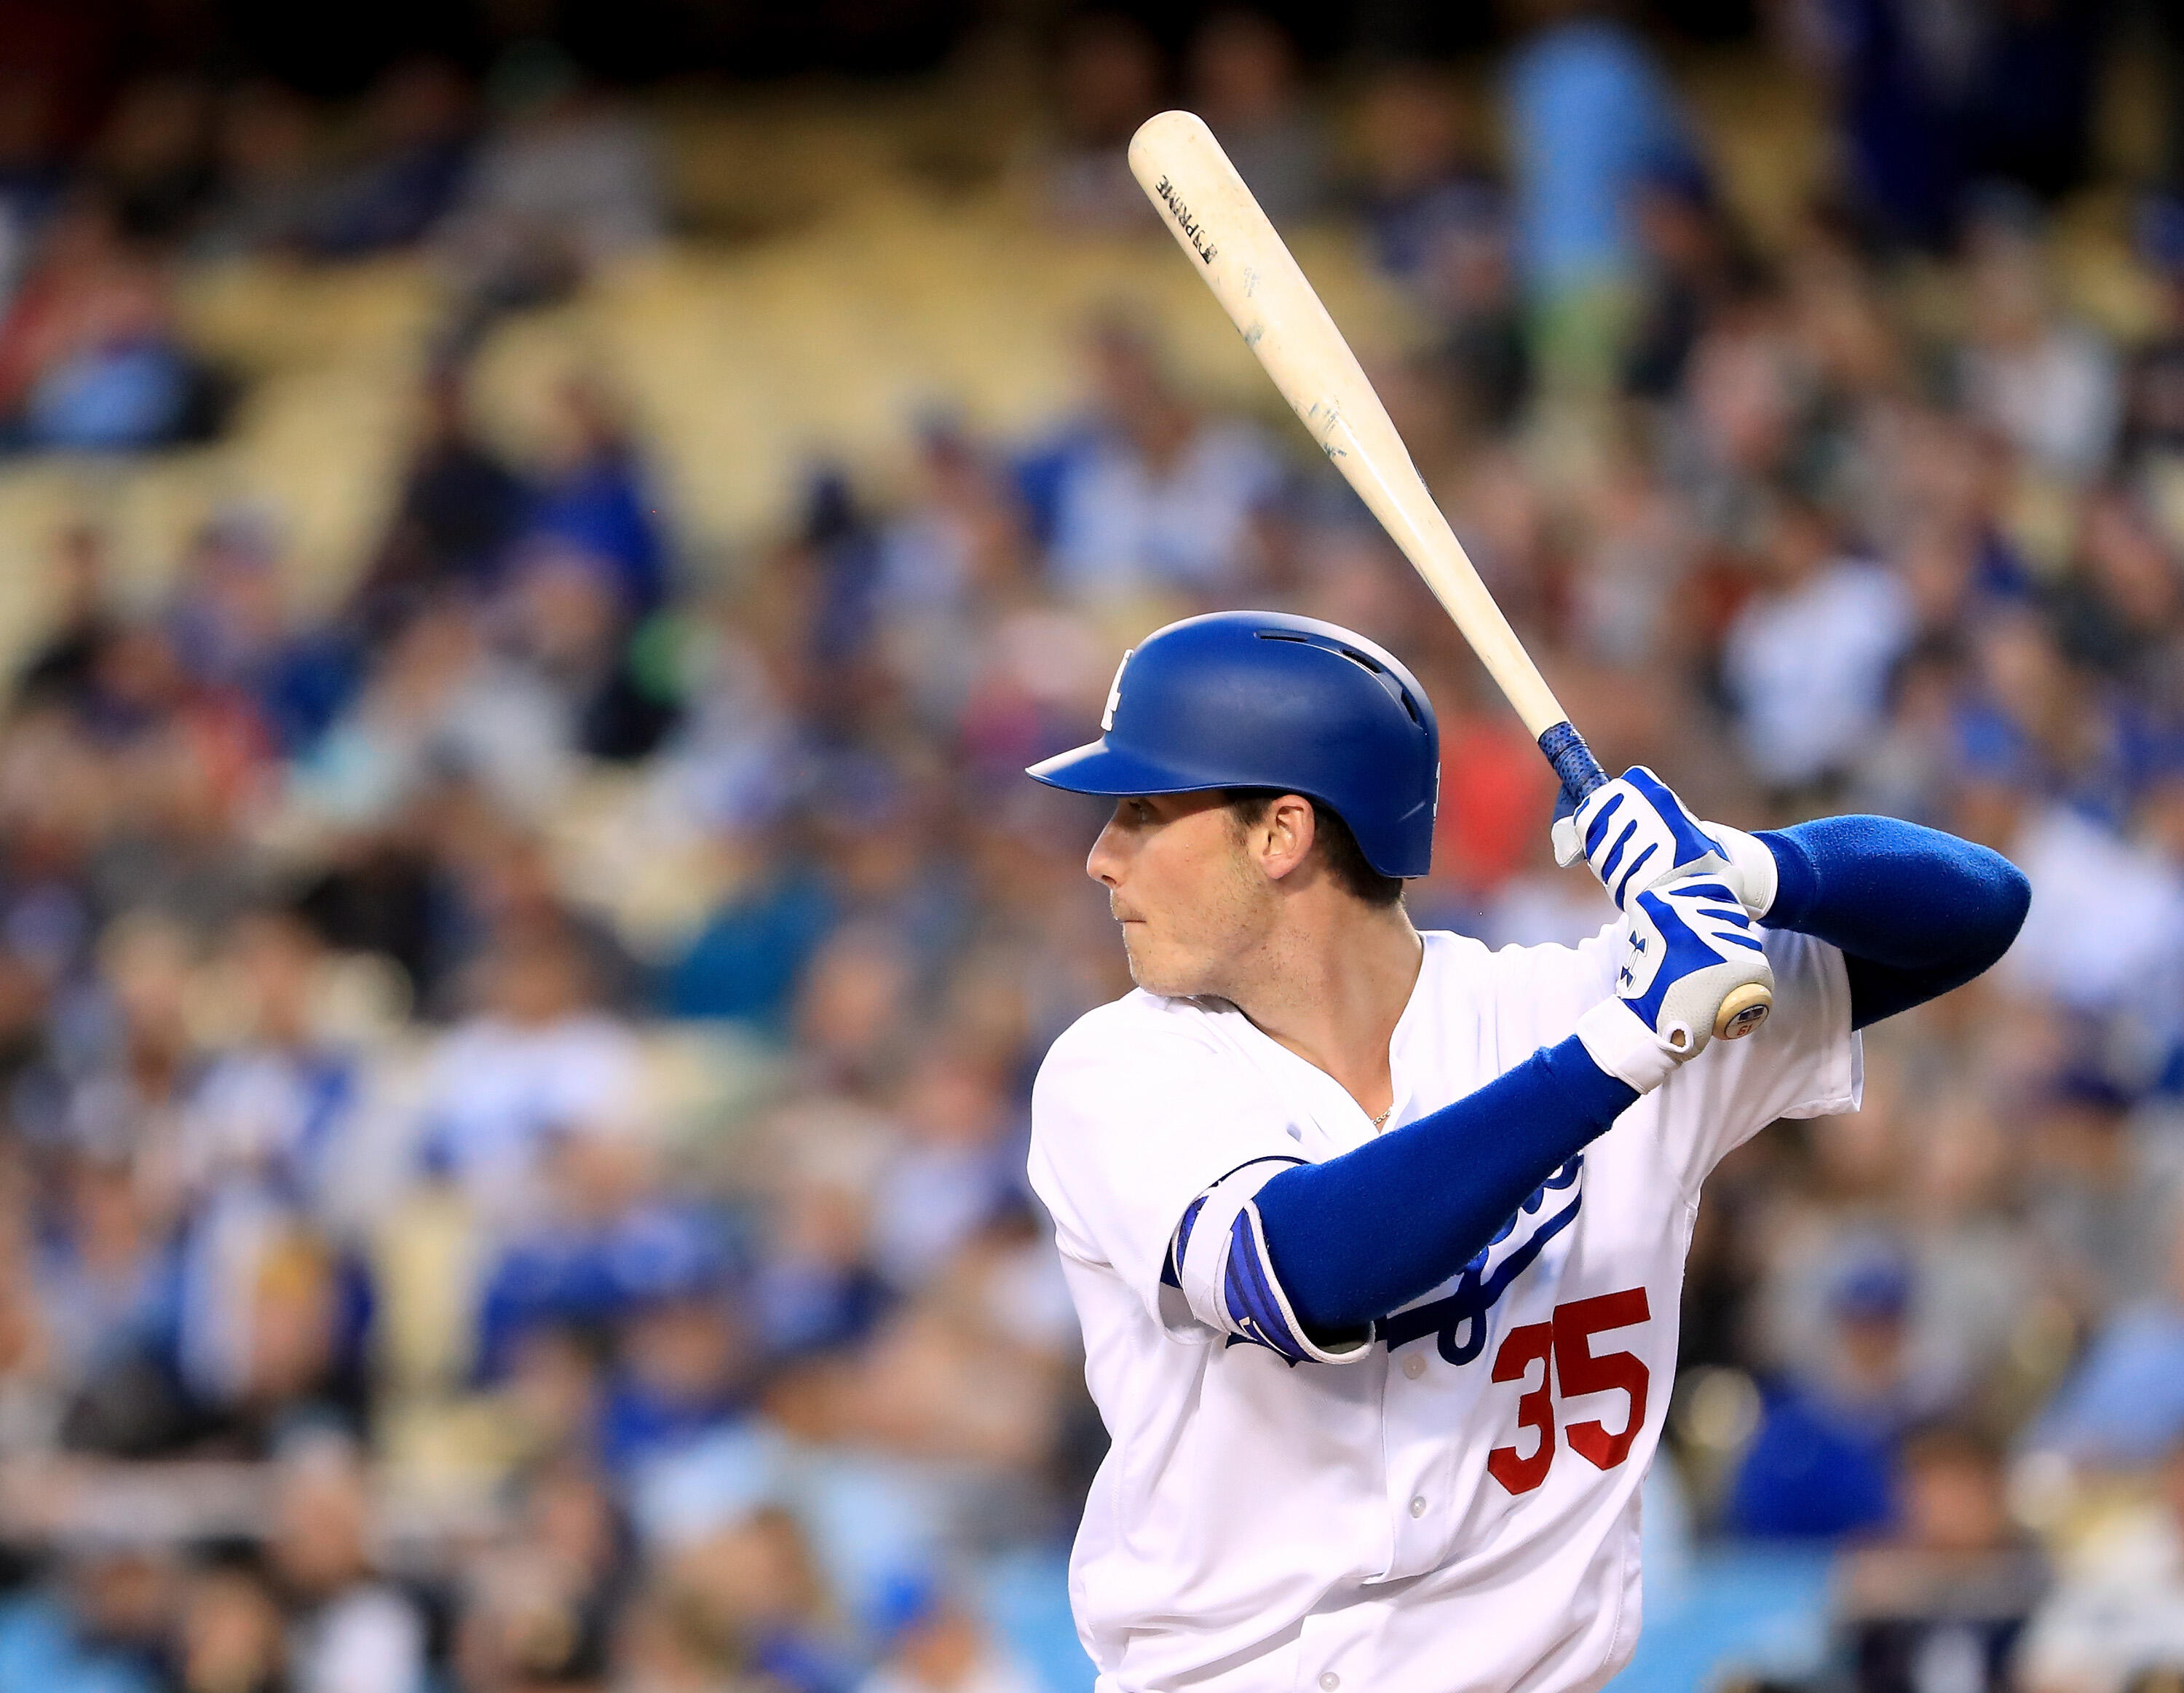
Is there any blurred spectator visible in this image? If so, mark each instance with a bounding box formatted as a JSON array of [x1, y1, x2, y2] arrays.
[[1901, 1091, 2041, 1418], [1795, 0, 1971, 249], [308, 60, 475, 260], [2023, 1078, 2181, 1317], [0, 198, 226, 453], [197, 81, 323, 259], [1720, 490, 1913, 801], [415, 922, 642, 1227], [873, 421, 1036, 735], [519, 379, 670, 621], [38, 1149, 186, 1455], [858, 1579, 1037, 1693], [2025, 1201, 2184, 1471], [1956, 208, 2119, 485], [269, 1438, 427, 1693], [166, 510, 361, 758], [1830, 1427, 2049, 1693], [652, 1504, 855, 1693], [1030, 317, 1282, 602], [178, 1218, 373, 1454], [1623, 160, 1751, 403], [474, 1118, 719, 1378], [1037, 12, 1163, 233], [2053, 490, 2182, 684], [293, 601, 569, 828], [601, 1259, 753, 1477], [357, 368, 531, 640], [1501, 5, 1690, 391], [793, 923, 920, 1097], [2124, 198, 2184, 486], [1352, 66, 1503, 301], [501, 540, 681, 763], [178, 908, 362, 1223], [1792, 0, 2094, 252], [0, 1538, 175, 1693], [1728, 1252, 1943, 1540], [1186, 12, 1329, 224], [665, 827, 839, 1030], [90, 77, 216, 246], [2004, 804, 2184, 1027], [175, 1550, 289, 1693], [15, 522, 118, 714], [747, 1099, 894, 1359], [869, 1044, 1017, 1293], [437, 42, 662, 329], [2019, 1435, 2184, 1693]]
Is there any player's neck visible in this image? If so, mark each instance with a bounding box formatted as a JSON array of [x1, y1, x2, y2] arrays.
[[1224, 899, 1423, 1122]]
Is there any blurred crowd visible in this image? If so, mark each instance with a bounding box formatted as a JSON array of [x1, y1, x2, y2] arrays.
[[4, 3, 2184, 1692]]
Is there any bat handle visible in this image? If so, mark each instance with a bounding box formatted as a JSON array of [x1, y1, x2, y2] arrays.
[[1537, 721, 1609, 806]]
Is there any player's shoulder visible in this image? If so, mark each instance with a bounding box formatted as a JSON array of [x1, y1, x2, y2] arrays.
[[1032, 988, 1255, 1117], [1038, 988, 1234, 1077]]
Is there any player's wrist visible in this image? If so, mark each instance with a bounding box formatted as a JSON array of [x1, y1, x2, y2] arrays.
[[1572, 999, 1684, 1094], [1710, 824, 1779, 920]]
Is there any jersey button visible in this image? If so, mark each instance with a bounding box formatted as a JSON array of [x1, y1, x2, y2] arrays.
[[1319, 1675, 1340, 1691], [1401, 1354, 1425, 1380], [1409, 1496, 1427, 1518]]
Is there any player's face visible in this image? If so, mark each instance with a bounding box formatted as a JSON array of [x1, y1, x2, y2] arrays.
[[1085, 792, 1276, 997]]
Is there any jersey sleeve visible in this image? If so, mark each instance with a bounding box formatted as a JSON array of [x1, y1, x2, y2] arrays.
[[1651, 926, 1861, 1191], [1028, 1006, 1312, 1335]]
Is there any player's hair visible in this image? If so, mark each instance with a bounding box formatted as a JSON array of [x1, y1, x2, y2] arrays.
[[1223, 790, 1405, 908]]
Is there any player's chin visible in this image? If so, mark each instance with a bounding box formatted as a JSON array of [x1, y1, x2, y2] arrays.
[[1120, 936, 1208, 999]]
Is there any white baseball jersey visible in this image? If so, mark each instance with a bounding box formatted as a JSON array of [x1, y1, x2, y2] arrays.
[[1027, 923, 1860, 1693]]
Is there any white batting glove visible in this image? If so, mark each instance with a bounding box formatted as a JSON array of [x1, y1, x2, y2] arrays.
[[1574, 874, 1776, 1093], [1553, 766, 1777, 918]]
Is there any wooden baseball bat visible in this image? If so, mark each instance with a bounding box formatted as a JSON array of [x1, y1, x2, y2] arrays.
[[1128, 110, 1771, 1040], [1128, 109, 1607, 800]]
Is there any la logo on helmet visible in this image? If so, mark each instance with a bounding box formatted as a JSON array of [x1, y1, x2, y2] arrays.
[[1101, 651, 1133, 732]]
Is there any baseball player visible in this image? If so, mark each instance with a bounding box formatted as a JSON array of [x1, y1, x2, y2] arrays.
[[1024, 609, 2028, 1693]]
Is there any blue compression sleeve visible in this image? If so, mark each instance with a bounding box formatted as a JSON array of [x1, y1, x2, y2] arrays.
[[1757, 816, 2029, 1029], [1253, 1035, 1637, 1340]]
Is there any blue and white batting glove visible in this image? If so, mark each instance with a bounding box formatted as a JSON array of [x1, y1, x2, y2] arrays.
[[1573, 875, 1776, 1093], [1552, 766, 1777, 918]]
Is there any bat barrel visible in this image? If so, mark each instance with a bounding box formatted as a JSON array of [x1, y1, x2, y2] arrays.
[[1131, 111, 1598, 802]]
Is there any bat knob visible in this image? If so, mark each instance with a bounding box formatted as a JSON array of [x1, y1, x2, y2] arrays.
[[1713, 982, 1773, 1042]]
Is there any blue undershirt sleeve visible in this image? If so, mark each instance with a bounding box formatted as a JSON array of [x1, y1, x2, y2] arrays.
[[1756, 816, 2030, 1030], [1248, 818, 2025, 1351], [1253, 1035, 1637, 1341]]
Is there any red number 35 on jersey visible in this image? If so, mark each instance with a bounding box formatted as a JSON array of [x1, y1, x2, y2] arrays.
[[1485, 1288, 1651, 1495]]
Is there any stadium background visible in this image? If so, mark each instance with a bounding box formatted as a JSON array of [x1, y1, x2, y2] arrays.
[[0, 0, 2182, 1688]]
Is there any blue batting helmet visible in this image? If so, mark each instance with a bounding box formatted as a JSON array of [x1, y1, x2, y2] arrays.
[[1026, 610, 1440, 878]]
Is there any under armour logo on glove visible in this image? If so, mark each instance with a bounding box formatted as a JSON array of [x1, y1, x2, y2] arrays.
[[1616, 877, 1773, 1059]]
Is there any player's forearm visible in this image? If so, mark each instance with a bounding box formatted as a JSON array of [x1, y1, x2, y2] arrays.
[[1251, 1037, 1637, 1341], [1754, 816, 2029, 1027]]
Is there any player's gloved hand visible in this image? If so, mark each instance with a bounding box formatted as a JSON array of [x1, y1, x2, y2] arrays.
[[1552, 766, 1777, 918], [1572, 874, 1776, 1094]]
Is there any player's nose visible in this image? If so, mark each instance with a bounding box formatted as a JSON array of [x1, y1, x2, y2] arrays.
[[1085, 821, 1125, 888]]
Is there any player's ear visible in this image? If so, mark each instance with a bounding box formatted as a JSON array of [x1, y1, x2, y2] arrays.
[[1256, 794, 1317, 883]]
